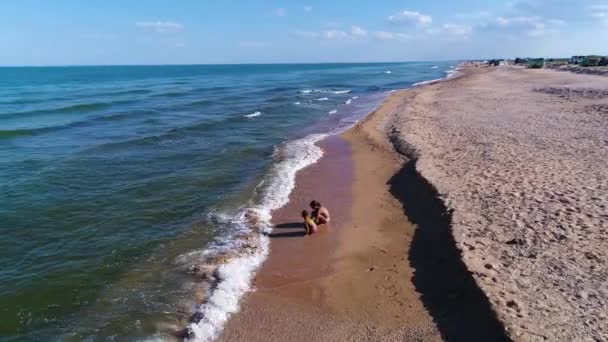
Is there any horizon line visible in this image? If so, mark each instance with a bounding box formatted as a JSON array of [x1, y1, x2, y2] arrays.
[[0, 59, 465, 68]]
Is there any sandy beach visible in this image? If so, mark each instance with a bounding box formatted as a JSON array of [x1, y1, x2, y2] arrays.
[[220, 124, 442, 340], [387, 66, 608, 341], [218, 65, 607, 342]]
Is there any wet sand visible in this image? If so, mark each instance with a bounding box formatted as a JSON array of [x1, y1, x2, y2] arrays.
[[220, 104, 441, 340]]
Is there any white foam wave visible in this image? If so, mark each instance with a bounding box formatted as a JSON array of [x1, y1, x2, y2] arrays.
[[244, 111, 261, 118], [186, 242, 268, 341], [385, 70, 392, 74], [352, 96, 359, 99], [186, 133, 327, 341], [300, 89, 350, 95], [328, 109, 337, 114], [316, 97, 329, 101], [413, 64, 463, 87], [345, 99, 352, 105], [294, 101, 301, 105], [446, 67, 460, 78], [431, 66, 439, 69], [413, 78, 442, 86]]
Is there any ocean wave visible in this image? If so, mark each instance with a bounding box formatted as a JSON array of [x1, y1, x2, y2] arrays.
[[345, 99, 352, 105], [316, 97, 329, 101], [0, 100, 131, 120], [185, 133, 327, 341], [300, 89, 351, 95], [243, 111, 261, 118], [293, 101, 301, 105], [98, 88, 152, 97], [431, 66, 439, 69], [413, 78, 443, 86], [185, 99, 213, 107], [385, 70, 392, 74], [446, 67, 461, 78], [0, 128, 35, 139], [0, 109, 155, 140], [328, 109, 337, 114]]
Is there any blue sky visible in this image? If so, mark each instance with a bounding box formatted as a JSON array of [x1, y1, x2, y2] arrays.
[[1, 0, 607, 65]]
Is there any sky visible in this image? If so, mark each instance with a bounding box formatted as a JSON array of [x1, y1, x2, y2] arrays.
[[0, 0, 607, 65]]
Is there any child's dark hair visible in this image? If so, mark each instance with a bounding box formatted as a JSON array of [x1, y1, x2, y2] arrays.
[[302, 210, 309, 218], [309, 200, 321, 208]]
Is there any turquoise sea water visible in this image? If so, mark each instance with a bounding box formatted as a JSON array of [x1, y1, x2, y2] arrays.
[[0, 62, 455, 340]]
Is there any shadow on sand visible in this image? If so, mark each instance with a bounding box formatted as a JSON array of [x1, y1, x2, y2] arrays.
[[267, 222, 307, 238], [389, 160, 510, 341], [267, 230, 307, 238], [274, 222, 304, 229]]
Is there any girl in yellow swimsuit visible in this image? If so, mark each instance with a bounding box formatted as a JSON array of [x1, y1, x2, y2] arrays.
[[302, 210, 318, 235]]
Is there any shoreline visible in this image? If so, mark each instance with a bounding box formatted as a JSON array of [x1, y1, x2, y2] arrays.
[[218, 84, 451, 340], [180, 64, 461, 341], [220, 63, 608, 341], [216, 67, 473, 341]]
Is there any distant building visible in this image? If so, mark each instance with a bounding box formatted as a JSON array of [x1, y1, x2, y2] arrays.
[[570, 56, 585, 64]]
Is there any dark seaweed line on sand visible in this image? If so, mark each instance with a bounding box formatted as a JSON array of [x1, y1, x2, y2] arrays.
[[387, 129, 511, 342]]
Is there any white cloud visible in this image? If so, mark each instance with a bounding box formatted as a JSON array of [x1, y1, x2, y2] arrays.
[[275, 8, 287, 17], [590, 4, 608, 10], [493, 16, 559, 36], [443, 23, 473, 36], [239, 41, 269, 48], [589, 4, 608, 24], [350, 26, 368, 37], [372, 31, 410, 41], [388, 10, 432, 26], [324, 30, 349, 39], [304, 6, 313, 13], [136, 21, 184, 33], [374, 31, 395, 40], [297, 26, 368, 41]]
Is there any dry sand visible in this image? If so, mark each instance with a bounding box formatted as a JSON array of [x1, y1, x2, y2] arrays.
[[387, 66, 608, 341]]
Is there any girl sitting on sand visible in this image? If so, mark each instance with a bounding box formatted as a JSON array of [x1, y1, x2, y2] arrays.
[[310, 200, 330, 225], [302, 210, 318, 235]]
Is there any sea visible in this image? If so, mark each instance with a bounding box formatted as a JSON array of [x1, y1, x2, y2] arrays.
[[0, 62, 457, 341]]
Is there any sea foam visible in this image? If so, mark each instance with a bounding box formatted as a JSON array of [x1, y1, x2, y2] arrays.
[[186, 133, 327, 341], [300, 89, 350, 94], [244, 111, 261, 118], [413, 78, 442, 86]]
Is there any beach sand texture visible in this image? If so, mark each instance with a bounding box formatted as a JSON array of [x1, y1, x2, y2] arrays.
[[220, 110, 447, 340], [388, 66, 608, 341], [220, 81, 508, 341]]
